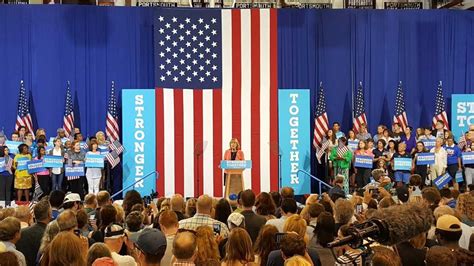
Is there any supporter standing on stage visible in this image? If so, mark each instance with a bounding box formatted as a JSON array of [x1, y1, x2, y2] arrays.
[[35, 146, 51, 197], [391, 142, 411, 186], [329, 137, 352, 194], [430, 138, 447, 182], [445, 136, 462, 190], [67, 140, 86, 199], [86, 140, 102, 195], [49, 138, 65, 192], [412, 141, 429, 186], [13, 144, 32, 202], [354, 140, 372, 188]]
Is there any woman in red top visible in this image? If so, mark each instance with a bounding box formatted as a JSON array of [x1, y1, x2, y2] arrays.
[[223, 138, 245, 185]]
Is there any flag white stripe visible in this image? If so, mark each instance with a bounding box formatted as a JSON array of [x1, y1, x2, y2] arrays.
[[202, 91, 214, 196], [221, 9, 233, 174], [163, 89, 175, 197], [240, 9, 252, 190], [259, 9, 271, 193], [183, 89, 195, 198]]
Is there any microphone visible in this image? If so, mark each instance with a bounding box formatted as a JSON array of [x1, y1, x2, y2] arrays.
[[327, 202, 434, 248]]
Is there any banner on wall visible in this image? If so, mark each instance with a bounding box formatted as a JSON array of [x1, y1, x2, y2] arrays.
[[452, 94, 474, 141], [122, 89, 156, 197], [278, 89, 311, 195]]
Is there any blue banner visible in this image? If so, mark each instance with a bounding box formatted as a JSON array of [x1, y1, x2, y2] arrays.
[[0, 158, 5, 172], [27, 160, 46, 174], [348, 140, 359, 151], [455, 171, 464, 183], [220, 160, 252, 169], [85, 154, 105, 168], [462, 152, 474, 165], [421, 139, 435, 150], [43, 155, 63, 168], [122, 89, 156, 196], [99, 145, 109, 155], [5, 140, 22, 154], [416, 153, 435, 165], [452, 94, 474, 141], [278, 89, 311, 195], [434, 173, 452, 189], [16, 157, 28, 171], [394, 157, 412, 171], [65, 164, 85, 177], [354, 155, 373, 168]]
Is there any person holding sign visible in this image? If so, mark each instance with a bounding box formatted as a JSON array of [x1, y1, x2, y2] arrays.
[[464, 142, 474, 186], [329, 137, 352, 195], [430, 138, 447, 183], [391, 142, 411, 186], [373, 139, 388, 169], [67, 141, 86, 199], [354, 140, 373, 188], [0, 146, 13, 206], [13, 144, 32, 202], [445, 136, 462, 190], [86, 140, 102, 195], [412, 141, 429, 186], [48, 138, 66, 192], [34, 146, 51, 197]]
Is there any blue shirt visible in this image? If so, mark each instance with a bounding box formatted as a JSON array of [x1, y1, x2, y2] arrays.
[[400, 134, 416, 153], [445, 144, 461, 165]]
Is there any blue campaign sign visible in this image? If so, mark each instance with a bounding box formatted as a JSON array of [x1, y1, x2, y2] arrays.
[[85, 154, 105, 168], [0, 158, 5, 172], [16, 157, 29, 171], [27, 160, 46, 174], [455, 171, 464, 183], [220, 160, 252, 169], [122, 89, 156, 196], [394, 157, 412, 171], [452, 94, 474, 141], [462, 152, 474, 165], [43, 155, 63, 168], [278, 89, 311, 195], [354, 155, 373, 168], [434, 173, 452, 189], [99, 145, 109, 155], [348, 140, 359, 151], [5, 141, 22, 154], [421, 139, 435, 150], [416, 153, 435, 165], [65, 164, 85, 177]]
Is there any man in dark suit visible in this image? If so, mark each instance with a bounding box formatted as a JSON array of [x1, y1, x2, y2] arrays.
[[16, 199, 52, 266], [239, 189, 266, 242]]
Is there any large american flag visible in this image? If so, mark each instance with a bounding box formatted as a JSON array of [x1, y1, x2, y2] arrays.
[[15, 80, 34, 135], [106, 81, 120, 143], [432, 81, 449, 129], [62, 81, 74, 138], [393, 81, 408, 131], [154, 9, 278, 197], [353, 82, 367, 133], [313, 83, 329, 149]]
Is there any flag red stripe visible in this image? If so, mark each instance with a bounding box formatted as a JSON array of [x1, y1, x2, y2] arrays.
[[213, 89, 223, 197], [232, 10, 242, 141], [269, 8, 279, 192], [250, 9, 261, 193], [156, 89, 165, 197], [174, 90, 185, 195], [193, 90, 204, 196]]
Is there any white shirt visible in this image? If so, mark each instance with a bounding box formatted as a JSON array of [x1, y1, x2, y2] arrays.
[[265, 216, 288, 232], [52, 148, 62, 175], [430, 147, 447, 177], [111, 252, 137, 266]]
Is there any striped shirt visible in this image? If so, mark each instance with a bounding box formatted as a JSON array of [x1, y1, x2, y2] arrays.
[[178, 214, 229, 238]]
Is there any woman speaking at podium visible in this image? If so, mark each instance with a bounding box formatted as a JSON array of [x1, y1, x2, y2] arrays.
[[223, 138, 245, 184]]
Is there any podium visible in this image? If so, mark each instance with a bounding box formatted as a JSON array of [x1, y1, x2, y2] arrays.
[[220, 160, 252, 203]]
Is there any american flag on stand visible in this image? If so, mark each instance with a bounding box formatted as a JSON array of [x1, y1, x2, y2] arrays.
[[106, 81, 120, 143], [393, 81, 408, 131], [432, 81, 449, 129], [313, 83, 329, 149], [15, 80, 34, 136], [154, 8, 279, 197], [353, 82, 367, 133], [62, 81, 74, 138], [106, 150, 121, 169]]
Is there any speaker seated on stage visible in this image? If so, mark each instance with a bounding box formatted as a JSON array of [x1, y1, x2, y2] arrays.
[[223, 138, 245, 183]]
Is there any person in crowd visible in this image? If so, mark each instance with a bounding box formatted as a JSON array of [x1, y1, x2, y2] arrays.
[[313, 212, 335, 264], [84, 194, 98, 215], [123, 190, 143, 217], [415, 127, 424, 141], [56, 128, 67, 141], [23, 133, 34, 153], [419, 127, 436, 141], [16, 199, 52, 266], [284, 255, 312, 266], [392, 123, 403, 142], [445, 136, 462, 190], [391, 142, 411, 186], [354, 140, 372, 188], [425, 246, 457, 266], [0, 146, 13, 206], [373, 139, 387, 168], [48, 137, 65, 192], [48, 231, 88, 266], [0, 242, 20, 266], [34, 146, 51, 197], [37, 220, 60, 265], [456, 193, 474, 226], [87, 242, 112, 266], [408, 174, 423, 197], [356, 123, 371, 141], [77, 209, 93, 238], [13, 144, 32, 202], [267, 232, 319, 266], [124, 211, 143, 245], [14, 206, 32, 229], [62, 192, 82, 213], [195, 225, 220, 265], [222, 228, 256, 266], [214, 198, 232, 226], [435, 214, 474, 265], [266, 198, 297, 232], [178, 195, 229, 238], [329, 137, 352, 192], [67, 140, 87, 199], [367, 138, 375, 151], [401, 126, 416, 153], [433, 120, 448, 139], [422, 186, 441, 212], [11, 132, 19, 142], [464, 142, 474, 186], [254, 224, 278, 265], [86, 140, 102, 195], [238, 189, 266, 242], [95, 191, 111, 225], [0, 217, 26, 266], [95, 131, 109, 146], [347, 129, 358, 146], [430, 137, 448, 183], [396, 232, 429, 266], [381, 128, 393, 146], [371, 246, 402, 266], [373, 125, 385, 143], [301, 203, 324, 240], [134, 228, 167, 266], [328, 175, 346, 201], [185, 198, 197, 218], [91, 204, 117, 243], [412, 141, 429, 186], [170, 194, 186, 221], [35, 129, 46, 141], [103, 224, 136, 266], [156, 210, 178, 266], [439, 188, 456, 208], [255, 192, 277, 220], [172, 231, 197, 266], [48, 190, 65, 220], [334, 199, 354, 234], [332, 122, 345, 139]]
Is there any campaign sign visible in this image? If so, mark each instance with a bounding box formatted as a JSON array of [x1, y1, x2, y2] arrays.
[[16, 157, 28, 171], [99, 145, 109, 155], [455, 171, 464, 183], [348, 140, 359, 151], [85, 154, 105, 168], [27, 160, 46, 174], [220, 160, 252, 169], [278, 89, 311, 195], [48, 137, 56, 147], [65, 164, 85, 177], [434, 173, 452, 189], [421, 139, 436, 150], [452, 94, 474, 140], [0, 158, 5, 172], [335, 132, 344, 139], [416, 153, 435, 165], [394, 157, 412, 171], [5, 141, 22, 154], [462, 152, 474, 165], [43, 155, 63, 168], [354, 155, 373, 168]]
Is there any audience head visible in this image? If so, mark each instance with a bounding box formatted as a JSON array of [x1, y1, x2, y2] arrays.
[[87, 243, 112, 266], [48, 232, 87, 266], [214, 198, 232, 225], [14, 205, 32, 225], [135, 228, 167, 265], [76, 209, 89, 230], [196, 195, 213, 215], [195, 226, 220, 263], [126, 211, 144, 233], [224, 227, 254, 264], [316, 211, 335, 247], [39, 221, 60, 253], [185, 198, 197, 217], [434, 205, 455, 220], [104, 224, 125, 252], [173, 231, 197, 262], [270, 191, 282, 208], [227, 212, 245, 230], [334, 199, 354, 225], [371, 246, 402, 266], [97, 191, 111, 207], [0, 217, 21, 243], [283, 214, 307, 242], [57, 210, 78, 232], [34, 199, 52, 223], [62, 193, 82, 212], [425, 246, 457, 266], [113, 203, 125, 224], [255, 192, 276, 217], [280, 198, 297, 216], [435, 214, 463, 245], [239, 189, 256, 208], [280, 233, 306, 260], [49, 190, 66, 209], [280, 187, 295, 199], [456, 193, 474, 221], [422, 187, 441, 210], [84, 194, 98, 208], [170, 194, 185, 213], [284, 255, 312, 266], [0, 242, 19, 266], [123, 190, 143, 216], [100, 205, 118, 230], [158, 210, 178, 233], [439, 188, 453, 199]]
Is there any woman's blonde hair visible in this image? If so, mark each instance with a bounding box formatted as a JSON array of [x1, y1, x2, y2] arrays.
[[113, 203, 125, 224], [284, 255, 312, 266], [48, 232, 86, 266], [283, 214, 307, 242], [224, 228, 254, 264], [195, 226, 220, 263], [229, 138, 240, 150]]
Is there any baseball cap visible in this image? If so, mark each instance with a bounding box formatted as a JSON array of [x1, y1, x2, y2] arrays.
[[227, 212, 245, 228], [63, 193, 81, 204], [136, 228, 167, 255], [104, 224, 125, 239], [436, 214, 462, 232]]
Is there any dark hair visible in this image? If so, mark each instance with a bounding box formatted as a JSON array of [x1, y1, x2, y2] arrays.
[[339, 137, 347, 144], [280, 198, 297, 215], [89, 139, 99, 152], [254, 225, 278, 266], [426, 246, 457, 266], [388, 140, 397, 150], [33, 199, 51, 222], [377, 139, 386, 148], [280, 187, 295, 199], [18, 143, 29, 154], [409, 174, 422, 187], [333, 122, 340, 126], [74, 133, 82, 140], [123, 190, 143, 216], [436, 229, 462, 243], [99, 205, 117, 231], [308, 203, 325, 219], [280, 233, 305, 258], [125, 211, 143, 232], [214, 198, 231, 225], [270, 191, 281, 208], [49, 190, 66, 208], [422, 187, 441, 206], [320, 199, 333, 215], [439, 188, 452, 199], [255, 192, 276, 216], [316, 212, 335, 246], [0, 146, 6, 157], [0, 251, 20, 266], [240, 189, 256, 208], [37, 146, 46, 159]]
